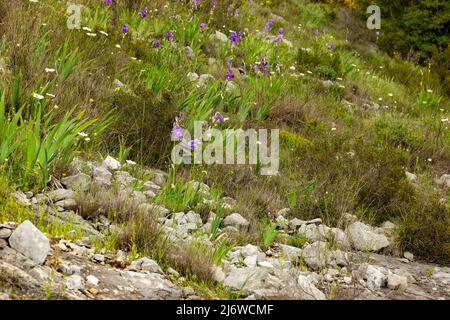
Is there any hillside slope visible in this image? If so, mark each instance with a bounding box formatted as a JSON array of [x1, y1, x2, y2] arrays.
[[0, 0, 449, 300]]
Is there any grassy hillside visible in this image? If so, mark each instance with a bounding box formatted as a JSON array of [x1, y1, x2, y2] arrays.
[[0, 0, 449, 273]]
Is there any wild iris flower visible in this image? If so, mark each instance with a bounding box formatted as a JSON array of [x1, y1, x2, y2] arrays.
[[152, 40, 161, 48], [166, 31, 174, 42], [189, 139, 201, 150], [104, 0, 112, 5], [122, 24, 128, 33], [172, 126, 183, 141], [264, 19, 273, 32], [261, 57, 269, 74], [225, 69, 235, 80], [215, 112, 224, 124], [140, 9, 147, 18], [274, 27, 283, 43], [230, 31, 240, 45], [327, 44, 335, 50], [199, 22, 206, 33]]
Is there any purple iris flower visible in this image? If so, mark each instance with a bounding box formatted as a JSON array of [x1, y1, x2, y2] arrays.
[[104, 0, 112, 5], [264, 19, 273, 32], [278, 27, 284, 35], [122, 24, 129, 33], [261, 57, 269, 74], [216, 112, 224, 124], [274, 36, 282, 43], [238, 30, 244, 37], [140, 9, 147, 18], [226, 60, 233, 68], [227, 5, 233, 13], [189, 139, 201, 150], [199, 22, 206, 33], [193, 0, 203, 9], [165, 31, 174, 42], [152, 40, 161, 48], [172, 126, 183, 141], [327, 44, 335, 50], [230, 31, 240, 45], [225, 69, 235, 80], [234, 8, 239, 15]]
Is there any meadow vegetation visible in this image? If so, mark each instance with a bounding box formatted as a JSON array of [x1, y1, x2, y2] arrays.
[[0, 0, 448, 283]]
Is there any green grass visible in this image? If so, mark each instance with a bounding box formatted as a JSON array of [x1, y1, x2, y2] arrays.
[[0, 0, 449, 277]]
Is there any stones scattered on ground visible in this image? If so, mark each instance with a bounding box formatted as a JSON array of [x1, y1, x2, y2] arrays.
[[435, 174, 450, 188], [128, 257, 163, 275], [93, 166, 112, 187], [102, 155, 121, 171], [12, 191, 31, 206], [197, 74, 215, 88], [278, 244, 302, 262], [405, 171, 417, 184], [2, 155, 450, 300], [8, 220, 50, 266], [212, 30, 228, 43], [222, 213, 249, 230], [187, 72, 199, 82], [61, 173, 92, 191], [387, 273, 408, 291], [346, 222, 389, 252], [404, 252, 414, 261], [183, 46, 195, 59], [47, 189, 74, 202]]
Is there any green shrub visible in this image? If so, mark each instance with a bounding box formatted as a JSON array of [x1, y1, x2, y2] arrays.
[[315, 64, 338, 80]]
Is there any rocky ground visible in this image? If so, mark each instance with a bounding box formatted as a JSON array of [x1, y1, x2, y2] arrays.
[[0, 156, 449, 300]]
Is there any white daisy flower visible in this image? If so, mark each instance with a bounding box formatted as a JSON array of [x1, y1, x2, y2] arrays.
[[77, 132, 88, 138], [33, 93, 44, 100]]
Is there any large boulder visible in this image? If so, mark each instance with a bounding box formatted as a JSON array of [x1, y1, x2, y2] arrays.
[[8, 220, 50, 266], [346, 222, 389, 252]]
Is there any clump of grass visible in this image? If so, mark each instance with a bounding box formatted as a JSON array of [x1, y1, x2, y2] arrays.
[[396, 191, 450, 264], [167, 240, 214, 283], [289, 234, 308, 248]]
